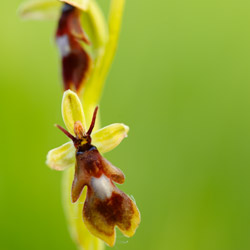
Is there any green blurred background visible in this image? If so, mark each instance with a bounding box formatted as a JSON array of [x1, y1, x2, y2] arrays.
[[1, 0, 250, 249]]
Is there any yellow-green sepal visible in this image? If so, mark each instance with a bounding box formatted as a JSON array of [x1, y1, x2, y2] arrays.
[[18, 0, 61, 20], [92, 123, 129, 154], [62, 90, 87, 135], [60, 0, 91, 11], [46, 142, 75, 171]]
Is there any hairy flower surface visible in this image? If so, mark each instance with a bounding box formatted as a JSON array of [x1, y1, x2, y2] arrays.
[[47, 90, 140, 246]]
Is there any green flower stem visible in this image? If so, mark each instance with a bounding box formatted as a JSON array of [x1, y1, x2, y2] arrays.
[[82, 0, 126, 125], [81, 0, 108, 51]]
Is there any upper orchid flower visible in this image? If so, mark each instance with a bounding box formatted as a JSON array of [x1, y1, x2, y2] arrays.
[[47, 90, 140, 246], [20, 0, 94, 92], [56, 3, 92, 92], [19, 0, 123, 104]]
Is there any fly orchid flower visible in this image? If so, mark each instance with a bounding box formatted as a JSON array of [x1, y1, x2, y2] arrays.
[[47, 90, 140, 246], [20, 0, 98, 93], [56, 3, 92, 92]]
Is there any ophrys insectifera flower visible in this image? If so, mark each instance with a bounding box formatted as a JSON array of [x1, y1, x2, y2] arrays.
[[47, 90, 140, 246]]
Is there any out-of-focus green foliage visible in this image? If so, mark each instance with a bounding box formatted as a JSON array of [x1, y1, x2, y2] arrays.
[[1, 0, 250, 249]]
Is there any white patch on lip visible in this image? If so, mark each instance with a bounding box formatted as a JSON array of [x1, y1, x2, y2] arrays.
[[56, 35, 71, 57], [91, 175, 113, 200]]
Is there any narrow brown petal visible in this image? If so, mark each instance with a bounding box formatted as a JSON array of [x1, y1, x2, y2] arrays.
[[56, 4, 92, 92]]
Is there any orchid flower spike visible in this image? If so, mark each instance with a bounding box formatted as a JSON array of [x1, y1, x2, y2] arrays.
[[47, 90, 140, 246]]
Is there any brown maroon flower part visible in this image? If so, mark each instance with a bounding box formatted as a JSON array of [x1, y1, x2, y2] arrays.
[[56, 4, 91, 92], [56, 107, 140, 246]]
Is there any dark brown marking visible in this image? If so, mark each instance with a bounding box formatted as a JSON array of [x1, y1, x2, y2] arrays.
[[83, 188, 135, 238], [95, 192, 133, 229]]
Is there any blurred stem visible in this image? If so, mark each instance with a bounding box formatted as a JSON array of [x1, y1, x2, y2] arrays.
[[82, 0, 126, 125], [80, 0, 108, 51]]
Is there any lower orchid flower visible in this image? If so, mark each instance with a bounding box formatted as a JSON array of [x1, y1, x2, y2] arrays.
[[47, 90, 140, 246]]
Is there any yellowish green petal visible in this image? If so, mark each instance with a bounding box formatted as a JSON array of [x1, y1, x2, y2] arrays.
[[18, 0, 61, 20], [46, 142, 75, 171], [62, 90, 86, 135], [60, 0, 90, 11], [92, 123, 129, 154]]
